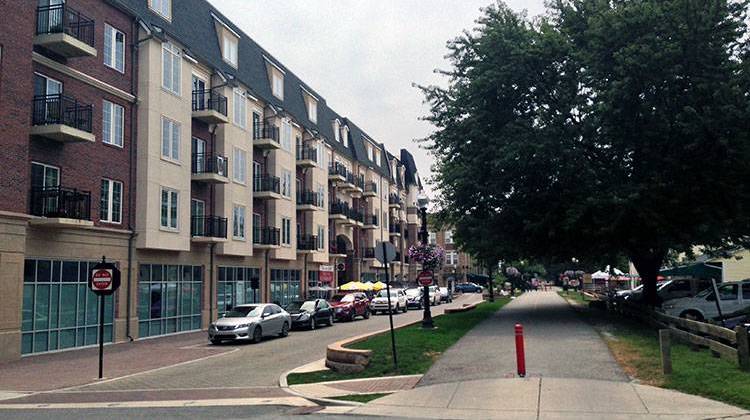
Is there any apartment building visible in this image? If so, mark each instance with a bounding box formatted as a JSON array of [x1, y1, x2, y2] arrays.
[[0, 0, 423, 362], [428, 225, 487, 288]]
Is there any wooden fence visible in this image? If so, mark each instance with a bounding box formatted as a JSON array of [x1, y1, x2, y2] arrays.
[[618, 302, 750, 372]]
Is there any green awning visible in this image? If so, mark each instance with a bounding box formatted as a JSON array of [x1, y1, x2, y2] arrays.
[[660, 262, 722, 279]]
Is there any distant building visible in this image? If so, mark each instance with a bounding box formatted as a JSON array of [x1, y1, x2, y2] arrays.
[[427, 225, 487, 289]]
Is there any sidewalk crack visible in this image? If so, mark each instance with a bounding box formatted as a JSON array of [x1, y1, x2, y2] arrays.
[[536, 377, 543, 420]]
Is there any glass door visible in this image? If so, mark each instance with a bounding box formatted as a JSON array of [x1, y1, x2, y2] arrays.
[[191, 199, 205, 236], [192, 75, 206, 109], [31, 162, 60, 215], [192, 137, 206, 173], [253, 161, 262, 191], [34, 74, 62, 123]]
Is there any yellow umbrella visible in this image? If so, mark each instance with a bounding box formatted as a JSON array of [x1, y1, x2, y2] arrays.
[[372, 281, 387, 291], [339, 281, 359, 291], [362, 281, 375, 291]]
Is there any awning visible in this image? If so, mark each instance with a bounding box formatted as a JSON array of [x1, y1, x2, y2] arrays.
[[660, 262, 722, 279]]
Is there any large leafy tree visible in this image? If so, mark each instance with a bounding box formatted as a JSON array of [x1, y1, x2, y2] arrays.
[[423, 0, 750, 305]]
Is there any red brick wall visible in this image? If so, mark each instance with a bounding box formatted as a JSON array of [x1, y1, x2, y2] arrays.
[[0, 1, 35, 213]]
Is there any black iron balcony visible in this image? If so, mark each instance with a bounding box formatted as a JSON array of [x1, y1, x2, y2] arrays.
[[329, 243, 347, 255], [30, 186, 91, 220], [253, 124, 281, 149], [297, 190, 322, 207], [32, 94, 93, 133], [389, 221, 402, 234], [330, 200, 350, 216], [297, 234, 318, 251], [364, 214, 378, 226], [328, 162, 348, 178], [362, 247, 376, 259], [363, 182, 377, 197], [253, 175, 281, 194], [253, 226, 280, 246], [389, 194, 402, 207], [296, 146, 318, 166], [192, 89, 228, 123], [36, 4, 95, 47], [348, 209, 364, 223], [191, 153, 228, 178], [191, 216, 228, 238]]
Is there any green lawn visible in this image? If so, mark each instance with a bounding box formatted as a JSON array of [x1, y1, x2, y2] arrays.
[[565, 299, 750, 410], [287, 299, 510, 385], [328, 393, 391, 403]]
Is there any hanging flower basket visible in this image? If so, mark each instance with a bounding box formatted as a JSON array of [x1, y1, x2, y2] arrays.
[[408, 243, 445, 271]]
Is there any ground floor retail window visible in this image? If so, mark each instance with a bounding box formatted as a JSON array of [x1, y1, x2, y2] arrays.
[[218, 266, 260, 313], [138, 264, 202, 338], [270, 269, 301, 307], [22, 259, 115, 355]]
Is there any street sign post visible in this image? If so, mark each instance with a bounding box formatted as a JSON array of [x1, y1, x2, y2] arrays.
[[418, 270, 434, 286], [89, 256, 121, 380], [381, 242, 398, 371]]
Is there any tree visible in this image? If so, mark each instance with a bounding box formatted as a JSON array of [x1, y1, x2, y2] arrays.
[[422, 0, 750, 305]]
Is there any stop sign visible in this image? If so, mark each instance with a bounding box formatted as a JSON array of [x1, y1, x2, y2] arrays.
[[91, 269, 113, 291], [418, 270, 433, 286]]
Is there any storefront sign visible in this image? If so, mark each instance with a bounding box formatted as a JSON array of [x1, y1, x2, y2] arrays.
[[320, 270, 334, 284]]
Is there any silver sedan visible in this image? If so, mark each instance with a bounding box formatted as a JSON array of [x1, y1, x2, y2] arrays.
[[208, 303, 291, 344]]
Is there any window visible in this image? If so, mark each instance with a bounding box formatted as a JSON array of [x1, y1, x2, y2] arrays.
[[446, 251, 458, 266], [102, 100, 124, 147], [445, 230, 454, 244], [342, 127, 349, 147], [743, 283, 750, 300], [281, 217, 291, 246], [270, 269, 301, 307], [281, 119, 292, 151], [375, 150, 381, 166], [307, 99, 317, 123], [367, 145, 373, 161], [271, 72, 283, 99], [333, 120, 340, 142], [103, 24, 125, 73], [252, 111, 261, 138], [719, 284, 738, 301], [317, 142, 326, 168], [428, 232, 437, 245], [222, 34, 238, 67], [100, 179, 122, 224], [233, 88, 246, 128], [233, 147, 247, 184], [162, 42, 181, 95], [137, 264, 202, 339], [161, 117, 180, 161], [317, 184, 325, 207], [317, 225, 325, 250], [218, 267, 261, 312], [160, 187, 179, 230], [149, 0, 171, 19], [233, 205, 246, 240], [281, 169, 292, 197], [191, 199, 205, 235]]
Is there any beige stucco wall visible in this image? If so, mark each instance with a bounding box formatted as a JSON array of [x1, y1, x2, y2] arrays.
[[269, 118, 298, 261], [0, 214, 29, 362]]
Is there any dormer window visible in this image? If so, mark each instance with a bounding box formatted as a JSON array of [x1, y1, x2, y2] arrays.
[[342, 126, 349, 148], [375, 149, 381, 166], [149, 0, 171, 20], [271, 71, 283, 99], [333, 120, 341, 142], [307, 99, 317, 123], [222, 34, 238, 67], [367, 144, 373, 161]]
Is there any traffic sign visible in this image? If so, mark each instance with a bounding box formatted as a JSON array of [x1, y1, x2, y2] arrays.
[[89, 260, 121, 296], [336, 262, 346, 271], [375, 242, 397, 264], [418, 270, 434, 286]]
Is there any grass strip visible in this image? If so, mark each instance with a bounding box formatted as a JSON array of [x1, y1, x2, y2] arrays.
[[559, 294, 750, 410], [287, 298, 510, 385], [328, 393, 391, 403]]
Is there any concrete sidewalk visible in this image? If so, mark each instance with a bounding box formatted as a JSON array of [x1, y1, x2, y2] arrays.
[[420, 290, 626, 386], [350, 377, 749, 419]]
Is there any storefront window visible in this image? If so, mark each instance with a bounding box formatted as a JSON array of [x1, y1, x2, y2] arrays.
[[270, 269, 300, 307], [217, 266, 260, 313], [22, 259, 114, 355], [138, 264, 202, 338]]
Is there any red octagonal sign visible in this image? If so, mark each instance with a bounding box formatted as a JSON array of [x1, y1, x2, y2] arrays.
[[418, 270, 433, 286], [91, 269, 113, 291]]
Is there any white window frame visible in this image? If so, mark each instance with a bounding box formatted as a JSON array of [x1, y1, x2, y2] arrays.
[[222, 34, 238, 67], [428, 232, 437, 245], [281, 217, 291, 246], [307, 99, 317, 123], [445, 230, 454, 244], [233, 147, 247, 184], [281, 119, 292, 152], [232, 204, 246, 240], [149, 0, 171, 20], [375, 150, 381, 166], [333, 121, 340, 142], [233, 88, 246, 129], [161, 42, 181, 95], [272, 72, 284, 99], [104, 24, 125, 73], [160, 187, 179, 230], [281, 169, 292, 198], [367, 145, 373, 161], [317, 225, 325, 250], [342, 127, 349, 148], [160, 116, 180, 162], [102, 100, 124, 147], [100, 178, 122, 224]]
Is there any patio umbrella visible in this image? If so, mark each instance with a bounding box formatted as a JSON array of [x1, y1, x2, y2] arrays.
[[372, 281, 387, 291], [361, 281, 375, 291], [339, 281, 360, 291]]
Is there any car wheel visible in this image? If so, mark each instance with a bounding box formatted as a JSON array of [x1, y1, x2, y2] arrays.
[[681, 310, 704, 322], [210, 338, 221, 345], [403, 304, 408, 313], [280, 322, 289, 337], [251, 326, 263, 344], [363, 309, 371, 319], [328, 314, 334, 326], [310, 318, 316, 330]]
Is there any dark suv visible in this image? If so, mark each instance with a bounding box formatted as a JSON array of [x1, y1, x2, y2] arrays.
[[330, 292, 370, 321]]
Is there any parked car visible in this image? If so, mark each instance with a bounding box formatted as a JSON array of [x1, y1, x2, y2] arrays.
[[404, 287, 424, 309], [330, 292, 370, 321], [662, 279, 750, 321], [628, 278, 713, 304], [439, 287, 453, 303], [428, 286, 441, 306], [370, 289, 408, 314], [455, 282, 483, 293], [286, 299, 334, 330], [208, 303, 290, 344]]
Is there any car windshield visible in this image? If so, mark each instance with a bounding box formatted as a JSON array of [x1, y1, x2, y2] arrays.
[[224, 305, 261, 318], [331, 294, 354, 303], [405, 289, 420, 297], [376, 290, 397, 298], [286, 301, 316, 312]]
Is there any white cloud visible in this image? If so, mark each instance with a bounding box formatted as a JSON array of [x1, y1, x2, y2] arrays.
[[208, 0, 546, 197]]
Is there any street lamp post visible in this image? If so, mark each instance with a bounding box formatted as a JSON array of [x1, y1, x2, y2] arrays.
[[417, 193, 434, 329]]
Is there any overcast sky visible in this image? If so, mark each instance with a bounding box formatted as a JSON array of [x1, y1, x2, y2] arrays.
[[208, 0, 547, 198]]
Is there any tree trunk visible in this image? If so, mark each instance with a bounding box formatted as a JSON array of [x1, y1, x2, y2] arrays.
[[630, 250, 666, 307], [488, 266, 495, 302]]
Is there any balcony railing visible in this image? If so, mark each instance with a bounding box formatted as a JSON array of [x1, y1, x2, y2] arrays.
[[364, 182, 377, 194], [389, 221, 402, 233], [329, 243, 347, 255], [253, 175, 281, 194], [32, 94, 93, 132], [253, 226, 280, 246], [329, 162, 348, 177], [364, 214, 378, 226], [362, 247, 376, 259], [191, 153, 228, 177], [253, 124, 279, 141], [192, 89, 227, 116], [297, 234, 318, 251], [389, 194, 402, 206], [296, 147, 318, 162], [330, 200, 350, 216], [348, 209, 364, 223], [297, 190, 322, 207], [30, 186, 91, 220], [191, 216, 227, 238], [36, 4, 95, 47]]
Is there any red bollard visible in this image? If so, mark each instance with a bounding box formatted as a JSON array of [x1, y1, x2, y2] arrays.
[[515, 323, 526, 377]]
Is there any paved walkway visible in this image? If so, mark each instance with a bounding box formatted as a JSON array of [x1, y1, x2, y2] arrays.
[[290, 374, 421, 399], [420, 291, 627, 385]]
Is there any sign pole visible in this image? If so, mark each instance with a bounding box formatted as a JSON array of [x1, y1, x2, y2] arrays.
[[383, 242, 398, 371], [89, 255, 120, 381], [98, 293, 104, 379]]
